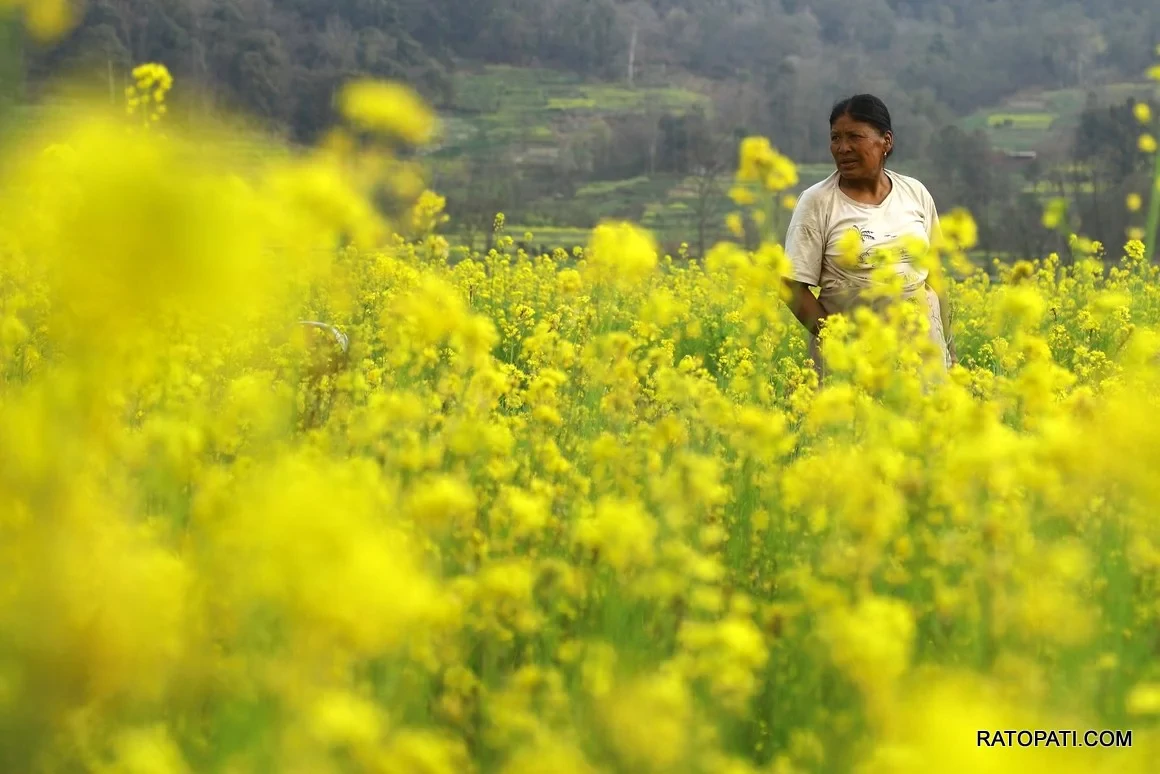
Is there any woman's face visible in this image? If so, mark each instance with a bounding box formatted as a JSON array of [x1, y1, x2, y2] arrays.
[[830, 113, 892, 182]]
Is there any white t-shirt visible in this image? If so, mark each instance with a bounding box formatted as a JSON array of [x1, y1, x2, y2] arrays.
[[784, 169, 942, 315]]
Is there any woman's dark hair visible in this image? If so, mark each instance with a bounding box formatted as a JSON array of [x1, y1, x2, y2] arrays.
[[830, 94, 893, 158]]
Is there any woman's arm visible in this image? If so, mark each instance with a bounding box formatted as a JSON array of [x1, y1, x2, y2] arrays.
[[781, 193, 827, 335], [784, 279, 828, 336], [922, 187, 957, 366]]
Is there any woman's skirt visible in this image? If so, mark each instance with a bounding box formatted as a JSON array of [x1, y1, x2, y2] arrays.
[[808, 283, 950, 384]]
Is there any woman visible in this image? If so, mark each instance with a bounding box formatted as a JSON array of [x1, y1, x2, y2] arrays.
[[782, 94, 956, 381]]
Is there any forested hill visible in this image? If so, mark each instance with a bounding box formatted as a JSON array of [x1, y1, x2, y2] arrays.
[[18, 0, 1158, 258], [25, 0, 1160, 150]]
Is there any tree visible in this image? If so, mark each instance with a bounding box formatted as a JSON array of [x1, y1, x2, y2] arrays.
[[228, 30, 289, 122], [441, 156, 520, 253], [1070, 97, 1154, 249], [925, 126, 1010, 245], [687, 129, 735, 259]]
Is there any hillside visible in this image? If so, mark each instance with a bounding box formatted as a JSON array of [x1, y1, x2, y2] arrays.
[[424, 62, 1156, 256], [27, 1, 1160, 161], [14, 0, 1159, 257], [959, 81, 1156, 154]]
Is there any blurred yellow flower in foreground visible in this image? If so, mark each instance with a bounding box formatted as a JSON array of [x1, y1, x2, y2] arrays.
[[1, 0, 76, 41], [1127, 683, 1160, 716], [584, 220, 658, 289], [837, 226, 864, 267], [737, 136, 799, 192], [1042, 197, 1068, 228], [820, 596, 916, 699], [338, 79, 437, 144], [938, 208, 978, 250], [105, 725, 190, 774]]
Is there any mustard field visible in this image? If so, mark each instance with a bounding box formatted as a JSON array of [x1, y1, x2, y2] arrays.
[[2, 39, 1160, 773]]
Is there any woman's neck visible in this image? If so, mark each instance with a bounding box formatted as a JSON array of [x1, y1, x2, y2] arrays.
[[839, 169, 892, 204]]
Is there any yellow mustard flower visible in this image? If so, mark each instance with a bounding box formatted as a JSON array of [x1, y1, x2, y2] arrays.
[[338, 79, 437, 144]]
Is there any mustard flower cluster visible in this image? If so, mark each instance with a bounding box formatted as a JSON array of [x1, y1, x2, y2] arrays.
[[125, 63, 174, 127]]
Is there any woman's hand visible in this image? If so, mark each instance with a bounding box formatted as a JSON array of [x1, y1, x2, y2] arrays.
[[934, 287, 957, 367], [783, 278, 827, 336]]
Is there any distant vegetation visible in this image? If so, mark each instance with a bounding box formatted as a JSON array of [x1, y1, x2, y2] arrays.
[[12, 0, 1160, 257]]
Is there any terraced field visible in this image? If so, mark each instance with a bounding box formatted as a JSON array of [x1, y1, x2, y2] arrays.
[[959, 81, 1155, 152], [433, 67, 1160, 255], [430, 65, 708, 161]]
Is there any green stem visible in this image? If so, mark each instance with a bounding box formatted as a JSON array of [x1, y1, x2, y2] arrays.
[[1146, 146, 1160, 262]]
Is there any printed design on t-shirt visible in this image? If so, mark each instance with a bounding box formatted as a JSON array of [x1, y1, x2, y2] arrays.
[[855, 225, 917, 269]]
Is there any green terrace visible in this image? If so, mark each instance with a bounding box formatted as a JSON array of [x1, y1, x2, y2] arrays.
[[446, 65, 707, 116], [959, 81, 1155, 153], [428, 65, 709, 161]]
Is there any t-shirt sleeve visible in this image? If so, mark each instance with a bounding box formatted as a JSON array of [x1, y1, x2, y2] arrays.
[[783, 194, 825, 286], [923, 186, 942, 245]]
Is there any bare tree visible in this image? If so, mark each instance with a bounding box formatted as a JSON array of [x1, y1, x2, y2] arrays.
[[627, 23, 637, 86], [687, 130, 737, 259], [615, 0, 661, 84]]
